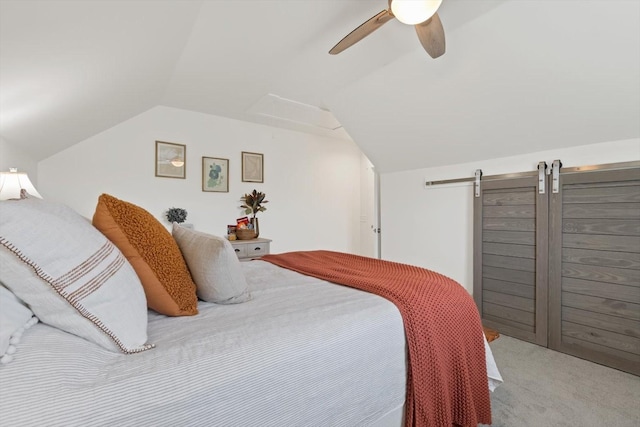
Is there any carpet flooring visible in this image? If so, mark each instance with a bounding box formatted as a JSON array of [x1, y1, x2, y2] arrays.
[[481, 335, 640, 427]]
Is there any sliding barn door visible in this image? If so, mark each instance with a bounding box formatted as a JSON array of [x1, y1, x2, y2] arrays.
[[474, 176, 548, 346], [549, 168, 640, 375]]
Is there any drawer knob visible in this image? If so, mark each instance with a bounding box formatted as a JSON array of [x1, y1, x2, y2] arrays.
[[235, 249, 240, 252], [254, 247, 261, 251]]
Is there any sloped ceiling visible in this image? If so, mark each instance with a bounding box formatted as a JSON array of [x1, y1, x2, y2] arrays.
[[329, 0, 640, 171], [1, 0, 638, 172]]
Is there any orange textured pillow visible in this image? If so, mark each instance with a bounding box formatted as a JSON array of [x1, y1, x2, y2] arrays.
[[92, 194, 198, 316]]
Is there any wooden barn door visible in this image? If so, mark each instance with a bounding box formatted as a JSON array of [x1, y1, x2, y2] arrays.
[[474, 174, 548, 346], [548, 167, 640, 375]]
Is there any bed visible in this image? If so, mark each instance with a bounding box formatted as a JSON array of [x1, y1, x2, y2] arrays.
[[0, 194, 502, 427]]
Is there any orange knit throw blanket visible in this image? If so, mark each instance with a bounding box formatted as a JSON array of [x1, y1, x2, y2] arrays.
[[261, 251, 491, 427]]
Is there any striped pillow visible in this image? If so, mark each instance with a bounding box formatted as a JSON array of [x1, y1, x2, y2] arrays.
[[0, 197, 153, 354]]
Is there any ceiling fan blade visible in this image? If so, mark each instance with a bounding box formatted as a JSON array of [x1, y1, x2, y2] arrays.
[[329, 9, 394, 55], [415, 12, 445, 58]]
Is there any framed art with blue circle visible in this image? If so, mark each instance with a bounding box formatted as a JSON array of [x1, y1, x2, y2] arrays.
[[202, 156, 229, 192]]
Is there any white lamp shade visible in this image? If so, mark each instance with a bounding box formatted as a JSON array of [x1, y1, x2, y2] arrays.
[[0, 168, 42, 200], [391, 0, 443, 25]]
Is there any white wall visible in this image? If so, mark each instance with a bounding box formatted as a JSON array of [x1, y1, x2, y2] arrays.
[[0, 136, 39, 185], [380, 139, 640, 293], [38, 106, 363, 254]]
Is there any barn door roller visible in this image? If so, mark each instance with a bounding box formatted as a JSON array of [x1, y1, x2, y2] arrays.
[[552, 160, 562, 193], [537, 161, 547, 194], [474, 169, 483, 197]]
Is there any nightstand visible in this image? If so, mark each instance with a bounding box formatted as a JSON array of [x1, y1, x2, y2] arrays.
[[229, 237, 271, 261]]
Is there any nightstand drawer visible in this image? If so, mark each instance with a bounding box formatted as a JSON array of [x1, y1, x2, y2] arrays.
[[232, 245, 247, 258], [229, 237, 272, 261], [246, 242, 269, 257]]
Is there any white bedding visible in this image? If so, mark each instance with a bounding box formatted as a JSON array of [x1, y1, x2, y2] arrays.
[[0, 260, 501, 426]]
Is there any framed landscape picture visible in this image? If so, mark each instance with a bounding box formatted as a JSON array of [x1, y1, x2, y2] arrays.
[[155, 141, 186, 179], [242, 151, 264, 183], [202, 157, 229, 192]]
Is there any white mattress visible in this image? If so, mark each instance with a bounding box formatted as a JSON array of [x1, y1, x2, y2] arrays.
[[0, 260, 501, 426]]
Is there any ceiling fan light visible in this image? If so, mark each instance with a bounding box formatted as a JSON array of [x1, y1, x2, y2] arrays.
[[391, 0, 442, 25]]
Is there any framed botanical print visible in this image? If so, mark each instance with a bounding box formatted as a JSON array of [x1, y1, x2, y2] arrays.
[[155, 141, 186, 179], [202, 157, 229, 192], [241, 151, 264, 183]]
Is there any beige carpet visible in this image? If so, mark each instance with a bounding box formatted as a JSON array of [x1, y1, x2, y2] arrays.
[[482, 335, 640, 427]]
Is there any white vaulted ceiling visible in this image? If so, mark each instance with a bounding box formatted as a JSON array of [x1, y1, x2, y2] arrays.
[[1, 0, 638, 172]]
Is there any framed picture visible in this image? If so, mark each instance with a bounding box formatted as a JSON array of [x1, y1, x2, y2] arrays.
[[155, 141, 186, 179], [242, 151, 264, 183], [202, 157, 229, 192]]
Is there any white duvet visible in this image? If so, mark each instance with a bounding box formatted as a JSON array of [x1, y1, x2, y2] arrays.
[[0, 260, 501, 427]]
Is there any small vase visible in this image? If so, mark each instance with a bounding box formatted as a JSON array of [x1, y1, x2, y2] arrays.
[[251, 217, 260, 238]]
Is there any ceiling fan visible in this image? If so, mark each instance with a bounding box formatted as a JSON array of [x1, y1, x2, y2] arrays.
[[329, 0, 445, 59]]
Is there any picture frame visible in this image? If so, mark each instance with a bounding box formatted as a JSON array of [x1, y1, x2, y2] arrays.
[[241, 151, 264, 183], [202, 157, 229, 192], [155, 141, 186, 179]]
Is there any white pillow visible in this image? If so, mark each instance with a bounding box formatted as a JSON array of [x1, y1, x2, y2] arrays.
[[0, 197, 153, 354], [0, 284, 38, 365], [172, 224, 250, 304]]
